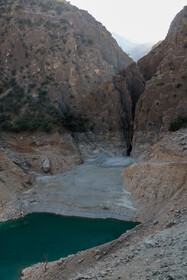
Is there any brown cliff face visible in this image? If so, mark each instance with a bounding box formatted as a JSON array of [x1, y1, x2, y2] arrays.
[[0, 0, 144, 152], [0, 151, 30, 204], [133, 7, 187, 156]]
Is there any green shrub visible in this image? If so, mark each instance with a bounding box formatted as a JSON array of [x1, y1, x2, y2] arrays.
[[176, 83, 182, 89], [0, 80, 88, 133], [29, 83, 36, 89], [157, 82, 164, 86], [62, 112, 88, 132], [169, 116, 187, 132], [11, 69, 16, 75], [55, 6, 63, 15], [60, 18, 68, 24], [78, 49, 83, 56]]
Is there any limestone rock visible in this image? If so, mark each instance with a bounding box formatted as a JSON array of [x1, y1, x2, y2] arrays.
[[133, 6, 187, 156], [42, 159, 51, 173], [0, 151, 30, 221]]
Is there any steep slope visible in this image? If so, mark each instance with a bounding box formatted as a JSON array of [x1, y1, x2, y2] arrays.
[[133, 6, 187, 155], [0, 0, 144, 152], [0, 151, 31, 221]]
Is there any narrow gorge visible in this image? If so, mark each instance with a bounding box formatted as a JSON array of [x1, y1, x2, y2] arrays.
[[0, 1, 186, 280]]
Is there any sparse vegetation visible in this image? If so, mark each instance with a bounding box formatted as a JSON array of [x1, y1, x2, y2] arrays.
[[11, 69, 16, 76], [63, 112, 88, 132], [168, 61, 174, 71], [0, 81, 88, 133], [157, 82, 164, 86], [55, 5, 63, 15], [39, 2, 52, 12], [169, 116, 187, 132], [60, 18, 68, 24]]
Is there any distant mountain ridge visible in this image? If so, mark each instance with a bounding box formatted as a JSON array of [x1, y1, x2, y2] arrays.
[[112, 33, 154, 61]]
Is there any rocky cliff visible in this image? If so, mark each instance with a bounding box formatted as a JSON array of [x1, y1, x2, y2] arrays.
[[133, 6, 187, 155], [0, 0, 144, 152], [0, 151, 31, 221], [0, 4, 186, 280]]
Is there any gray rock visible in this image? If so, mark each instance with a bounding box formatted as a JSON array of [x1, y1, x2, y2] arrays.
[[153, 220, 159, 225], [12, 157, 30, 171], [165, 220, 176, 229], [144, 239, 155, 248], [42, 159, 51, 173]]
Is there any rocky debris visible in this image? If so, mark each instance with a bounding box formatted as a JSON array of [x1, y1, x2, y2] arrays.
[[0, 148, 31, 171], [133, 6, 187, 156], [123, 160, 187, 221], [153, 220, 159, 225], [42, 158, 51, 173], [10, 156, 30, 171], [131, 128, 187, 161]]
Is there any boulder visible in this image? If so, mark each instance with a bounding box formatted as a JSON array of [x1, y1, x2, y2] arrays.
[[42, 159, 51, 173]]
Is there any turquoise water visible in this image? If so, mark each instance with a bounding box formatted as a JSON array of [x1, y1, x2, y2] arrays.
[[0, 213, 137, 280]]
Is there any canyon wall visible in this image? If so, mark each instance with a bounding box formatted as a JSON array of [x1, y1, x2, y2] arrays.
[[133, 6, 187, 156], [0, 0, 144, 152]]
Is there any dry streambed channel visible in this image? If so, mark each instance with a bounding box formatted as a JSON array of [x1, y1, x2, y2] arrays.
[[0, 154, 139, 280]]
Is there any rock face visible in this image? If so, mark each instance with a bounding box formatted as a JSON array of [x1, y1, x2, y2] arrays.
[[133, 6, 187, 156], [124, 160, 187, 221], [0, 0, 144, 152], [0, 152, 29, 200], [0, 151, 30, 221]]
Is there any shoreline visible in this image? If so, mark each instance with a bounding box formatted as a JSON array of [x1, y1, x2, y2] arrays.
[[0, 154, 138, 223]]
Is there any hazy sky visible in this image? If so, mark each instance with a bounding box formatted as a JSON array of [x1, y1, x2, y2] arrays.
[[69, 0, 186, 43]]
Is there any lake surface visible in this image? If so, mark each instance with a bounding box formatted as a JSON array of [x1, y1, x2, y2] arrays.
[[0, 213, 137, 280]]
